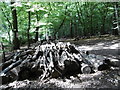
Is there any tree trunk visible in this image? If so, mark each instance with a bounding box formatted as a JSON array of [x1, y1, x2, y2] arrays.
[[54, 5, 67, 39], [35, 11, 39, 42], [1, 42, 5, 62], [100, 4, 108, 35], [113, 3, 119, 35], [7, 29, 11, 44], [90, 14, 93, 36], [11, 2, 20, 50], [70, 20, 73, 38], [35, 27, 39, 42], [27, 11, 31, 48], [101, 17, 105, 35], [74, 20, 78, 37]]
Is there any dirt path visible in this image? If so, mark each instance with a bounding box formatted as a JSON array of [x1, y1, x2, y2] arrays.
[[62, 36, 120, 60], [78, 39, 120, 59]]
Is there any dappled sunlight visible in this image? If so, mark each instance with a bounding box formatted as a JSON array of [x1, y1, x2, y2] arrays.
[[109, 43, 119, 49], [78, 41, 119, 51], [0, 1, 120, 89], [78, 46, 93, 51], [97, 43, 104, 46]]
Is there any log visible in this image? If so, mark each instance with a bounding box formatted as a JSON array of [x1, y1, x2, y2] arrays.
[[1, 59, 14, 70], [81, 63, 91, 74], [5, 53, 15, 61], [0, 41, 118, 83], [0, 59, 22, 76]]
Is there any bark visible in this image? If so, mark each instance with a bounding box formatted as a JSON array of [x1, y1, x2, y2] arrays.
[[74, 19, 78, 37], [70, 20, 73, 38], [7, 30, 11, 44], [27, 11, 31, 48], [35, 12, 39, 42], [11, 2, 20, 50], [1, 42, 118, 84], [90, 14, 93, 35], [1, 42, 5, 62], [0, 59, 22, 76], [101, 16, 108, 35], [35, 27, 39, 42], [54, 18, 66, 39], [112, 3, 120, 35], [101, 16, 106, 35]]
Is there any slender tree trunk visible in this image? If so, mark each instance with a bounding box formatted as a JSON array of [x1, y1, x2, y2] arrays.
[[74, 20, 78, 37], [90, 14, 93, 35], [7, 30, 11, 44], [115, 3, 120, 35], [54, 17, 66, 39], [62, 24, 65, 37], [35, 11, 39, 42], [54, 5, 67, 39], [101, 17, 105, 35], [97, 4, 108, 35], [27, 11, 31, 48], [1, 42, 5, 62], [70, 20, 73, 38], [11, 2, 20, 50], [35, 27, 39, 42], [76, 2, 83, 36], [113, 3, 119, 35]]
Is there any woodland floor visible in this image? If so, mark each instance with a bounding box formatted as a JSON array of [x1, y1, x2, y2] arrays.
[[0, 35, 120, 89]]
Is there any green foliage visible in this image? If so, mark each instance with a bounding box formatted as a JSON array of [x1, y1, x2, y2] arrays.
[[0, 1, 119, 49]]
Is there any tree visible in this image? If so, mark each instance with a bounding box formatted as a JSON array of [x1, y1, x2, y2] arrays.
[[0, 1, 119, 50], [11, 2, 20, 50], [112, 2, 120, 35], [35, 11, 39, 42], [0, 2, 12, 44], [27, 11, 31, 48], [54, 4, 68, 39], [97, 3, 109, 35]]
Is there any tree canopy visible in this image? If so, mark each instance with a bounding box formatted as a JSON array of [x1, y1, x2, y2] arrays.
[[0, 1, 120, 50]]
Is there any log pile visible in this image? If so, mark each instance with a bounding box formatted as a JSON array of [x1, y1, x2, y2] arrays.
[[0, 41, 119, 84]]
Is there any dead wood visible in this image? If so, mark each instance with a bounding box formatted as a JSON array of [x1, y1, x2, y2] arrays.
[[0, 41, 119, 84]]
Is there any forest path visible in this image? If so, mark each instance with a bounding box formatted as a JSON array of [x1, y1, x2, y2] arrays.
[[78, 39, 120, 59], [62, 36, 120, 60]]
